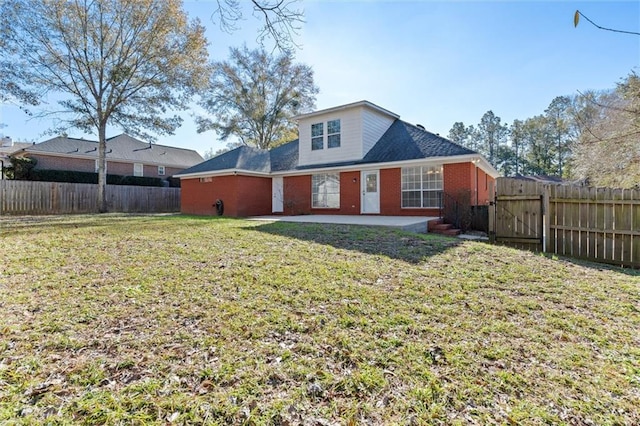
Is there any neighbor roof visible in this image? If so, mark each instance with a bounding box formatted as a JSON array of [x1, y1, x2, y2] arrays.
[[177, 119, 484, 177], [0, 142, 33, 158], [21, 134, 203, 168]]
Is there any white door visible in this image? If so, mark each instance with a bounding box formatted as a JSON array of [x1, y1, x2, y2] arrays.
[[361, 170, 380, 214], [272, 176, 284, 213]]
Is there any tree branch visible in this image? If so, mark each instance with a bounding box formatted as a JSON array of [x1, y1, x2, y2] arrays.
[[574, 10, 640, 36]]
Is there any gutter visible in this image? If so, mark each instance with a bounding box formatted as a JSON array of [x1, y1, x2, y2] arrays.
[[176, 154, 501, 180]]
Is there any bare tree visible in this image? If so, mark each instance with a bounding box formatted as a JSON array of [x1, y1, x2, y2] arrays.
[[574, 10, 640, 36], [0, 0, 210, 212], [213, 0, 304, 50], [197, 45, 318, 150], [570, 73, 640, 187]]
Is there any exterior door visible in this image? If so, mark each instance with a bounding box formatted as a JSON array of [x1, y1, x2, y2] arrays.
[[272, 177, 284, 213], [361, 170, 380, 214]]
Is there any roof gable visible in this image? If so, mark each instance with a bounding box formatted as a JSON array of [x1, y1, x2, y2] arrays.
[[293, 100, 399, 121]]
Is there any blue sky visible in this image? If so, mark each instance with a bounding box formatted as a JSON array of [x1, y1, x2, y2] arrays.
[[1, 0, 638, 156]]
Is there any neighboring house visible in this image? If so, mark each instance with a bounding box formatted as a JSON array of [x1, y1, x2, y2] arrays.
[[14, 134, 204, 179], [0, 137, 33, 179], [176, 101, 500, 217]]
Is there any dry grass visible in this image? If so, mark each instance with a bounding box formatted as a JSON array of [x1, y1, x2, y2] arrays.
[[1, 214, 639, 425]]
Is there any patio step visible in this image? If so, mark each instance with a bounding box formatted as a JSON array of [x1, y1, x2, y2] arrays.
[[428, 219, 462, 236], [427, 219, 444, 231], [435, 228, 462, 236]]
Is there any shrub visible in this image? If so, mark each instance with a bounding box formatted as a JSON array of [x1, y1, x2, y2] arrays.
[[6, 156, 37, 180], [28, 169, 165, 187]]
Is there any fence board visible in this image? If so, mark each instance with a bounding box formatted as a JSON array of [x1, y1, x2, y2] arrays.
[[491, 177, 640, 268], [0, 180, 180, 215]]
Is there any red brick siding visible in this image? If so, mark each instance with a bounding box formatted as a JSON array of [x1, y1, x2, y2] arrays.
[[283, 175, 311, 215], [181, 176, 237, 216], [181, 162, 494, 217], [443, 162, 473, 203], [443, 162, 494, 206], [476, 168, 493, 205], [339, 171, 361, 215], [235, 175, 272, 217], [26, 153, 184, 178], [181, 175, 271, 217]]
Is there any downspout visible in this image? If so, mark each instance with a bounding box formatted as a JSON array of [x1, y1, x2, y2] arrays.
[[0, 159, 4, 180], [473, 158, 479, 206]]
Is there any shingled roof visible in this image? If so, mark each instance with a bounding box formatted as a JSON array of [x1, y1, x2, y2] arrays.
[[180, 145, 271, 175], [22, 134, 203, 168], [362, 120, 475, 163], [177, 119, 481, 176]]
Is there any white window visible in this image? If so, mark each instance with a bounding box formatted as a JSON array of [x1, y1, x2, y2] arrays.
[[327, 119, 341, 148], [311, 119, 341, 150], [312, 173, 340, 209], [311, 123, 324, 150], [401, 165, 443, 208], [133, 163, 143, 177], [158, 165, 165, 176]]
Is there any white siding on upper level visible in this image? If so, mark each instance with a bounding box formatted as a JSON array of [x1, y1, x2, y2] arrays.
[[298, 108, 363, 167], [297, 102, 397, 167], [362, 109, 396, 157]]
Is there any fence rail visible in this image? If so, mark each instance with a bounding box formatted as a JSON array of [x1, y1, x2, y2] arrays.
[[490, 177, 640, 268], [0, 180, 180, 215]]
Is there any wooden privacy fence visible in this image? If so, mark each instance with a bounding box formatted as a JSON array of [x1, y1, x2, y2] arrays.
[[0, 180, 180, 215], [490, 177, 640, 268]]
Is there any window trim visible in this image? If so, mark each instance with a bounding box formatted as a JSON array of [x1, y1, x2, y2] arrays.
[[311, 173, 340, 209], [311, 119, 342, 150], [401, 165, 443, 209], [311, 122, 324, 151], [133, 163, 144, 177], [327, 119, 341, 149]]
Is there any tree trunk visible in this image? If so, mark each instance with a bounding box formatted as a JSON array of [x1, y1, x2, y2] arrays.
[[97, 124, 108, 213]]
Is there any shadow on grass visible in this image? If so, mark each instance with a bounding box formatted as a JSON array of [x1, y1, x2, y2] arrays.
[[537, 252, 640, 277], [247, 220, 462, 264]]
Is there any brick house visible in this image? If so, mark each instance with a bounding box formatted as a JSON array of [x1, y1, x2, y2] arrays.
[[14, 134, 203, 180], [176, 101, 499, 217]]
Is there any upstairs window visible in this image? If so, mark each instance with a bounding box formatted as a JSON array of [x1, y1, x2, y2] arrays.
[[327, 119, 341, 148], [311, 123, 324, 150]]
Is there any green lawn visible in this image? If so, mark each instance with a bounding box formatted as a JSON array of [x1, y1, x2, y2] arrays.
[[1, 214, 639, 425]]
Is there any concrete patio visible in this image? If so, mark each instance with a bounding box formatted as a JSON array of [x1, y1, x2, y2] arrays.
[[248, 215, 439, 233]]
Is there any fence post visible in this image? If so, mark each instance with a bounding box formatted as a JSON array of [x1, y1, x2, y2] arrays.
[[542, 185, 550, 253], [0, 180, 4, 215], [488, 179, 495, 242]]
